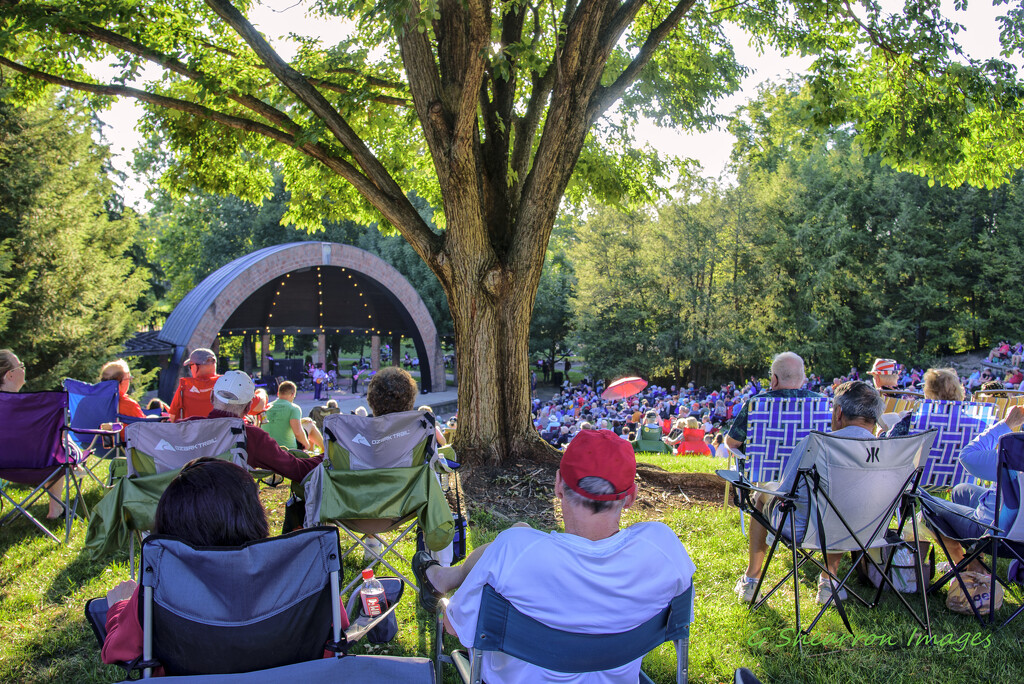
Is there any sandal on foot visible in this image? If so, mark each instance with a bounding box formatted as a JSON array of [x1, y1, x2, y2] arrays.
[[412, 550, 443, 613]]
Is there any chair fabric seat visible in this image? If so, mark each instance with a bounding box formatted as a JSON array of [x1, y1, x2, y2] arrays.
[[124, 654, 435, 683], [301, 464, 454, 552]]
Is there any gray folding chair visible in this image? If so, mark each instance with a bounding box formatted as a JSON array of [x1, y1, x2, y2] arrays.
[[85, 527, 433, 682], [721, 430, 936, 644]]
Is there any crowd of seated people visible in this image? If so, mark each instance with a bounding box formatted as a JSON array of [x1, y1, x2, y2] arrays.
[[9, 338, 1024, 679]]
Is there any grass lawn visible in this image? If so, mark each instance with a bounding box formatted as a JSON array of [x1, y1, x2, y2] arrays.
[[1, 456, 1022, 683]]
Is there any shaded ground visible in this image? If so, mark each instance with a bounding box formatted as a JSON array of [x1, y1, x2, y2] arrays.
[[458, 460, 724, 528]]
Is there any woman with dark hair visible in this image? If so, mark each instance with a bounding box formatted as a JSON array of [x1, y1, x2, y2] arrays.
[[101, 458, 347, 670], [367, 366, 418, 416]]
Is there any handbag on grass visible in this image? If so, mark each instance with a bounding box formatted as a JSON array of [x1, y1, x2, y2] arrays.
[[946, 571, 1004, 615]]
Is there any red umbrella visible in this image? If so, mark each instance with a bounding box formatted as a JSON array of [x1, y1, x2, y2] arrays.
[[601, 376, 648, 401]]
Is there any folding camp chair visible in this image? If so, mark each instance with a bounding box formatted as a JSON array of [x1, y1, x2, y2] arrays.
[[87, 417, 249, 577], [974, 390, 1024, 431], [632, 426, 670, 454], [437, 584, 693, 684], [306, 410, 455, 596], [726, 396, 832, 533], [719, 430, 936, 643], [880, 390, 924, 416], [911, 400, 998, 489], [84, 527, 434, 682], [918, 432, 1024, 627], [0, 390, 97, 543], [64, 378, 129, 487]]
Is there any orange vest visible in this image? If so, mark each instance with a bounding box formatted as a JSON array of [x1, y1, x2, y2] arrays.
[[169, 375, 220, 421]]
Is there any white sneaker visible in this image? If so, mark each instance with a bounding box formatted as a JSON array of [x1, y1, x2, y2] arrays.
[[735, 575, 759, 603], [816, 573, 848, 605], [936, 561, 952, 577]]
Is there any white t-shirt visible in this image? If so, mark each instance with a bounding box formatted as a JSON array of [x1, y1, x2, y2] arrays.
[[445, 523, 695, 684]]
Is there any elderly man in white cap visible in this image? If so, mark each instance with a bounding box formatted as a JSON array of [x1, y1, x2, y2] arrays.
[[181, 371, 324, 531], [412, 429, 694, 683]]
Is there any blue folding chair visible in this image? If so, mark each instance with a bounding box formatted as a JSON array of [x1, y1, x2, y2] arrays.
[[920, 432, 1024, 627], [911, 400, 998, 489], [64, 379, 124, 486], [439, 584, 693, 684], [737, 397, 834, 483], [0, 391, 92, 542]]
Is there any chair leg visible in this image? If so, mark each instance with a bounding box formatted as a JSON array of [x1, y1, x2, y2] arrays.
[[0, 487, 61, 543]]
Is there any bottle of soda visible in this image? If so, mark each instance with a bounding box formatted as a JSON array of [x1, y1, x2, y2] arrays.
[[357, 569, 388, 628]]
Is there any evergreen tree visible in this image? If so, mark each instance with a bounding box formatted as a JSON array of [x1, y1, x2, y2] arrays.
[[0, 94, 150, 390]]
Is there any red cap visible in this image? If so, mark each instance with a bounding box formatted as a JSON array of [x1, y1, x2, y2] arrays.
[[361, 569, 374, 580], [560, 430, 636, 502]]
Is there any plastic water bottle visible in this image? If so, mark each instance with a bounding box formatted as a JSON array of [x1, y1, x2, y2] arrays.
[[357, 569, 387, 628]]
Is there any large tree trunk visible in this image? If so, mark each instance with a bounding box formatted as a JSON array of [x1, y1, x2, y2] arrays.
[[446, 273, 557, 465]]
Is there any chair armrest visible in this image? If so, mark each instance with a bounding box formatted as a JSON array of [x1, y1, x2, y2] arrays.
[[716, 470, 795, 501], [343, 591, 403, 644], [67, 425, 122, 437], [910, 492, 1005, 535]]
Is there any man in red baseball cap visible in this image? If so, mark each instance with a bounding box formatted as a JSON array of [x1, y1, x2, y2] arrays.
[[413, 429, 695, 683]]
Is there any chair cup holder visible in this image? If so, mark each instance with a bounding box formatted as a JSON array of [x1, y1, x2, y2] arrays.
[[346, 576, 404, 644]]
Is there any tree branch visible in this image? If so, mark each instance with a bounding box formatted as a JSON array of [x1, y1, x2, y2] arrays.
[[395, 0, 450, 153], [65, 22, 303, 134], [323, 67, 409, 94], [203, 0, 440, 261], [588, 0, 697, 121], [307, 77, 411, 106], [0, 55, 297, 145], [603, 0, 646, 44]]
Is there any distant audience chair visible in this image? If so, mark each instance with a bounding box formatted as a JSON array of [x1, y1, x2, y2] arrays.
[[910, 400, 998, 489], [438, 584, 693, 684], [974, 390, 1024, 431], [881, 390, 924, 417], [632, 426, 670, 454], [0, 390, 93, 543]]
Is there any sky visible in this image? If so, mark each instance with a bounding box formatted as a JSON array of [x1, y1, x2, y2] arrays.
[[95, 0, 1015, 208]]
